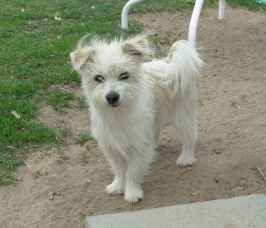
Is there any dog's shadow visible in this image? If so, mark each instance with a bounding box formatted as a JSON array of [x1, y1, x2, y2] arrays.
[[155, 144, 182, 163]]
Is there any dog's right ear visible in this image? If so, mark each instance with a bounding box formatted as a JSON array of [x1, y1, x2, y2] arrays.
[[70, 48, 95, 71], [121, 35, 150, 61]]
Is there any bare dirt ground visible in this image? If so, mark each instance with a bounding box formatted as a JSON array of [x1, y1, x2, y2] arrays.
[[1, 4, 266, 228]]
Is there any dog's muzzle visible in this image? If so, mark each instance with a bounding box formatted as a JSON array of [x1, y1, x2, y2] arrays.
[[106, 91, 120, 106]]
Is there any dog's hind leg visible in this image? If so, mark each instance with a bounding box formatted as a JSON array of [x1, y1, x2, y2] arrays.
[[105, 149, 126, 195], [171, 98, 197, 167]]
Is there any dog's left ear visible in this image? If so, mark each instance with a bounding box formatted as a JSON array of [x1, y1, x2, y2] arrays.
[[121, 35, 150, 60]]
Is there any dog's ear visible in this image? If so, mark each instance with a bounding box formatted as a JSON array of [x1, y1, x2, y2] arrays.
[[70, 47, 95, 71], [121, 36, 150, 60]]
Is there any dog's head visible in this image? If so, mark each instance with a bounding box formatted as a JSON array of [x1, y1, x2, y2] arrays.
[[70, 35, 151, 109]]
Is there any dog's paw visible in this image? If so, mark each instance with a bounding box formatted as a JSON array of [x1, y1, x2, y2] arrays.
[[124, 188, 143, 204], [105, 181, 124, 195], [176, 154, 196, 167]]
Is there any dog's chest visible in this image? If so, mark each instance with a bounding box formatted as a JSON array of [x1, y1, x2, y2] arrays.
[[91, 111, 154, 153]]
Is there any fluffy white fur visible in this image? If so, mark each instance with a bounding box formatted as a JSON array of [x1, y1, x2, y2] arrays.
[[70, 34, 204, 204]]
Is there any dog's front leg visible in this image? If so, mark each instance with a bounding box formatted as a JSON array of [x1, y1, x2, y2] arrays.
[[105, 150, 126, 195], [124, 150, 154, 204]]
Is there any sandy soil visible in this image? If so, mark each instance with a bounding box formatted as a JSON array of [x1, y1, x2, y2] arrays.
[[1, 4, 266, 228]]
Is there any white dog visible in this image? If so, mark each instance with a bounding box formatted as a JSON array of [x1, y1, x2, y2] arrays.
[[70, 34, 203, 204]]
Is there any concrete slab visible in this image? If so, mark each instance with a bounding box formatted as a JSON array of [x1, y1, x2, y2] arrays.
[[85, 194, 266, 228]]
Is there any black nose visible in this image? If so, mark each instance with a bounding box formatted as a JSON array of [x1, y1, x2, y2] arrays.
[[106, 92, 120, 104]]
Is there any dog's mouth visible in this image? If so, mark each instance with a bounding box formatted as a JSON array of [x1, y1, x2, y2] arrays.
[[108, 103, 119, 108]]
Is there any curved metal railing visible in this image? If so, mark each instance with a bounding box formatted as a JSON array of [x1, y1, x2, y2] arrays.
[[121, 0, 226, 48]]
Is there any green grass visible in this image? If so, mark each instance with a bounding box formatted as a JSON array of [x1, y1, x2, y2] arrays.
[[74, 131, 93, 145], [46, 89, 74, 111], [56, 124, 73, 138], [57, 149, 70, 164], [0, 0, 264, 185], [227, 0, 266, 10], [76, 96, 89, 109], [81, 153, 89, 165]]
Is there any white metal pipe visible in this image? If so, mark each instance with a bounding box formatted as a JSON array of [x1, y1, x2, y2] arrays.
[[121, 0, 226, 49], [188, 0, 204, 49], [121, 0, 144, 29], [219, 0, 225, 19]]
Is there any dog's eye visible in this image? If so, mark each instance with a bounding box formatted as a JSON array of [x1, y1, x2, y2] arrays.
[[94, 75, 105, 83], [118, 72, 129, 81]]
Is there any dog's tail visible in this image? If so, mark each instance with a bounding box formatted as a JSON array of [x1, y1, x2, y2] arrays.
[[163, 40, 204, 98]]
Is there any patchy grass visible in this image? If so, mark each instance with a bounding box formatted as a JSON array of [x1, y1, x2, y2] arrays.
[[74, 131, 93, 146], [198, 100, 204, 106], [57, 150, 70, 164], [150, 31, 178, 56], [85, 145, 90, 151], [56, 124, 72, 138], [31, 170, 42, 179], [81, 153, 89, 165], [76, 96, 89, 109], [227, 0, 266, 10], [46, 89, 74, 111]]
